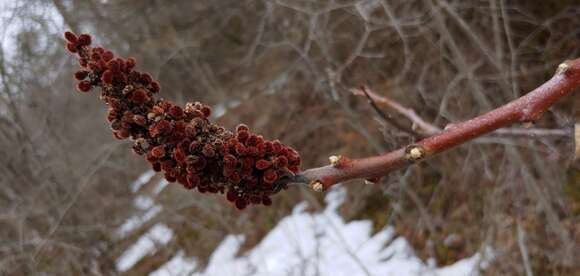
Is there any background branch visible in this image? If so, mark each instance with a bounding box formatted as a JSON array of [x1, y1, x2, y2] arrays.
[[351, 86, 572, 138]]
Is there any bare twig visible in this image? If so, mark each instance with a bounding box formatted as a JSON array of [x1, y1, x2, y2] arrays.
[[352, 86, 571, 138], [281, 59, 580, 190], [517, 222, 535, 276], [359, 86, 423, 139], [351, 86, 440, 136]]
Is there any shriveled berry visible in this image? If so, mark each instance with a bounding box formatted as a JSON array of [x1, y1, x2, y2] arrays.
[[74, 70, 89, 80], [150, 81, 161, 92], [201, 106, 211, 118], [126, 57, 136, 69], [236, 124, 249, 132], [66, 43, 77, 53], [76, 80, 92, 92], [262, 196, 272, 206], [102, 51, 114, 62], [133, 115, 146, 126], [186, 174, 200, 188], [151, 145, 166, 158], [168, 106, 184, 119], [235, 198, 247, 210], [263, 169, 278, 184], [64, 31, 77, 43], [237, 130, 249, 142], [255, 159, 271, 170], [101, 70, 113, 84], [77, 34, 92, 46], [202, 144, 215, 157], [131, 89, 149, 105], [226, 190, 238, 202], [273, 156, 288, 168]]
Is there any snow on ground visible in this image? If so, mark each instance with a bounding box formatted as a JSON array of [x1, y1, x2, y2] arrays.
[[116, 223, 174, 272], [117, 171, 168, 238], [150, 251, 198, 276], [145, 186, 494, 276], [130, 170, 156, 193]]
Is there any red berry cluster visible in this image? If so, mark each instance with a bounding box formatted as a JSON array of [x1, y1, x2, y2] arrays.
[[64, 31, 301, 209]]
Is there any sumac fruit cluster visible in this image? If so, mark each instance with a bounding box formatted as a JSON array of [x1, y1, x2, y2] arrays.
[[65, 31, 301, 209]]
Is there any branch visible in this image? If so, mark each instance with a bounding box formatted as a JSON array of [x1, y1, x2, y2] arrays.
[[282, 59, 580, 191], [358, 86, 424, 139], [351, 86, 440, 136], [352, 86, 572, 138], [574, 123, 580, 160]]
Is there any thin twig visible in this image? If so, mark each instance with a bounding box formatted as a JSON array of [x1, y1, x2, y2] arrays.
[[359, 86, 423, 139], [517, 222, 535, 276], [352, 86, 440, 135], [352, 86, 571, 138]]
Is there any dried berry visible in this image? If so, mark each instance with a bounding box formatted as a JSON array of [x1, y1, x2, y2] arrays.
[[64, 31, 77, 43], [263, 169, 278, 184], [66, 43, 77, 53], [74, 70, 89, 80], [151, 145, 166, 158], [100, 70, 113, 84], [255, 159, 271, 170], [131, 89, 149, 105], [77, 34, 92, 46], [76, 80, 92, 92]]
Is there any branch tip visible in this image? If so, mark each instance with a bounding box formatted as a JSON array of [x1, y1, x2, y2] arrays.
[[556, 61, 570, 75], [310, 181, 324, 192]]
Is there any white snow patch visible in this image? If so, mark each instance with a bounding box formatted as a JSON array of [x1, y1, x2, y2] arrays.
[[187, 186, 493, 276], [117, 173, 168, 238], [150, 250, 198, 276], [116, 223, 173, 272], [116, 205, 162, 238], [134, 195, 155, 210], [130, 170, 156, 193], [152, 179, 168, 195]]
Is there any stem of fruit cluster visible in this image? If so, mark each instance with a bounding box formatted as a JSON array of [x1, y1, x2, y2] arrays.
[[282, 59, 580, 191]]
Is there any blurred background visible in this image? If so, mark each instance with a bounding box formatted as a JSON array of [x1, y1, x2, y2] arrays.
[[0, 0, 579, 275]]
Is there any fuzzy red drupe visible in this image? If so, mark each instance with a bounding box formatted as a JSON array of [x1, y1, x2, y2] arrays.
[[64, 31, 301, 209]]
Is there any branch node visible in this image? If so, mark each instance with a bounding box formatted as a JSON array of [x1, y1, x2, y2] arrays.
[[310, 181, 325, 192], [405, 144, 426, 162], [329, 155, 341, 167], [556, 61, 570, 75]]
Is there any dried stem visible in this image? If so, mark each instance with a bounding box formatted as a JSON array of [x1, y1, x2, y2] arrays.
[[282, 59, 580, 190]]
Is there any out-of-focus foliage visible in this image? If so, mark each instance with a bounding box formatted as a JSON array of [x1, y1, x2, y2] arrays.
[[0, 1, 578, 275]]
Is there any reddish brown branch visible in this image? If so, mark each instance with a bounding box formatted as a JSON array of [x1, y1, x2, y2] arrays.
[[285, 59, 580, 191]]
